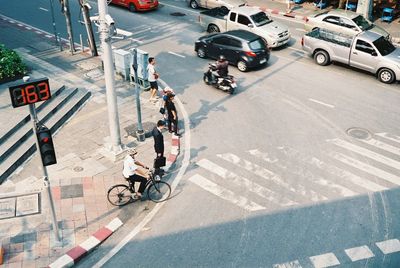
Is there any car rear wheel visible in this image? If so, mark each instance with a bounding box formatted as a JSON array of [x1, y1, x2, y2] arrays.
[[129, 3, 136, 12], [197, 47, 206, 58], [207, 24, 220, 33], [190, 0, 199, 9], [237, 61, 248, 72], [378, 68, 396, 84], [314, 50, 330, 66]]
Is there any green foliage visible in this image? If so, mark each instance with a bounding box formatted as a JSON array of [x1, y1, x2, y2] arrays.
[[0, 44, 27, 81]]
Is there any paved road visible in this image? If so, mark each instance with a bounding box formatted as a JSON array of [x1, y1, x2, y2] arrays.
[[2, 0, 400, 267]]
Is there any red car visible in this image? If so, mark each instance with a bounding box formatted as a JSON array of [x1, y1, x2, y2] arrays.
[[111, 0, 158, 12]]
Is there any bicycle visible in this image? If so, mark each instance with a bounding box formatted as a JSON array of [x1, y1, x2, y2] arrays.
[[107, 168, 171, 206]]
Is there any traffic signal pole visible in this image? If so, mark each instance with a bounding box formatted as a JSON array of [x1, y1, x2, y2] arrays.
[[29, 103, 60, 241]]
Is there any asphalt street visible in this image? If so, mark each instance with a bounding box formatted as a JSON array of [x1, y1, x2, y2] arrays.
[[2, 0, 400, 267]]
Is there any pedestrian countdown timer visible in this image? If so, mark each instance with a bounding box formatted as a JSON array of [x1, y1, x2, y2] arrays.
[[9, 78, 51, 108]]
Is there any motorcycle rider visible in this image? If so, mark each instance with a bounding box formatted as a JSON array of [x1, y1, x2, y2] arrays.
[[212, 55, 229, 83]]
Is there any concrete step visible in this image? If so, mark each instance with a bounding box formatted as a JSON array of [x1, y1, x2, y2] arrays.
[[0, 86, 78, 163], [0, 85, 67, 147], [0, 88, 91, 183]]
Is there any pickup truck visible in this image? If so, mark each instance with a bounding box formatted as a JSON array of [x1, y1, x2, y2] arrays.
[[301, 28, 400, 84], [198, 6, 290, 48]]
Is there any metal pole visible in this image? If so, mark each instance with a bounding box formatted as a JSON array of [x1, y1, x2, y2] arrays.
[[28, 104, 60, 241], [132, 49, 145, 142], [49, 0, 59, 45], [80, 0, 98, 56], [80, 34, 84, 51], [63, 0, 76, 54], [98, 0, 122, 152]]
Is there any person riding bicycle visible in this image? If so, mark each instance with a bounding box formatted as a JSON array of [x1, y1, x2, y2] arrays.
[[212, 55, 229, 82], [122, 148, 149, 200]]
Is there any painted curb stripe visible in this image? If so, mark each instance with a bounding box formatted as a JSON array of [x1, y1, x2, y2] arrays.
[[168, 154, 177, 162], [66, 246, 87, 261], [48, 254, 74, 268], [106, 218, 123, 232], [93, 227, 113, 241], [80, 236, 101, 251]]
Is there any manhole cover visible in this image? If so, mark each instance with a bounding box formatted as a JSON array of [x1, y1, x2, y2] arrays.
[[84, 69, 103, 79], [73, 166, 84, 172], [170, 12, 186, 16], [346, 127, 372, 140]]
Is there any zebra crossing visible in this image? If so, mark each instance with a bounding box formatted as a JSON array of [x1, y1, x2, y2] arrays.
[[188, 132, 400, 212]]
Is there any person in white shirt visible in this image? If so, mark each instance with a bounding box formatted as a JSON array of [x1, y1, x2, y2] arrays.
[[122, 148, 149, 199], [147, 57, 159, 101]]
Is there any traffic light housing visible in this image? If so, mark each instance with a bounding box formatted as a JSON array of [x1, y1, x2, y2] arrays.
[[36, 125, 57, 166]]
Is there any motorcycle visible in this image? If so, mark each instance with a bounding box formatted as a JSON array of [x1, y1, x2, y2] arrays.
[[203, 63, 236, 94]]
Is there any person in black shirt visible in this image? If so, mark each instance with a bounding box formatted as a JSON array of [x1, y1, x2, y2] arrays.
[[152, 120, 165, 157], [165, 94, 180, 136]]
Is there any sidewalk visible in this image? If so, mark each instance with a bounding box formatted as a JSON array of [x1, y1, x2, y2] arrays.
[[247, 0, 400, 43], [0, 15, 180, 267]]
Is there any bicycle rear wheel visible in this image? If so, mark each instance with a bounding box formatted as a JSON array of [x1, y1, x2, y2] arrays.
[[107, 184, 131, 206], [147, 181, 171, 203]]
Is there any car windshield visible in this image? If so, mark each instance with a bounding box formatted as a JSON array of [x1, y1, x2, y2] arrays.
[[249, 38, 266, 50], [250, 12, 272, 26], [373, 36, 396, 56], [352, 15, 373, 30]]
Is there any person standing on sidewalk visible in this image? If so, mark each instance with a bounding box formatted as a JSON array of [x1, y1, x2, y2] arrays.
[[165, 93, 180, 136], [152, 120, 165, 158], [147, 57, 159, 102]]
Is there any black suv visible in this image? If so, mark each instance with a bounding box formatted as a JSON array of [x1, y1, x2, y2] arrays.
[[195, 30, 270, 72]]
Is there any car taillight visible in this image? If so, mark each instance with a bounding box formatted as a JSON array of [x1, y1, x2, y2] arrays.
[[301, 37, 304, 46], [245, 51, 257, 57]]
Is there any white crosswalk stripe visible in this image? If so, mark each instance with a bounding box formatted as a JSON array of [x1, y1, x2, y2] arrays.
[[330, 152, 400, 186], [217, 153, 327, 202], [197, 159, 297, 207], [360, 138, 400, 157], [375, 132, 400, 144], [273, 260, 303, 268], [328, 138, 400, 171], [188, 174, 265, 212]]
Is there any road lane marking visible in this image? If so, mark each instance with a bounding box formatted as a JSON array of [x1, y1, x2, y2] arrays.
[[360, 138, 400, 157], [273, 260, 303, 268], [116, 28, 133, 37], [168, 51, 186, 58], [328, 138, 400, 170], [344, 245, 374, 261], [330, 152, 400, 186], [93, 79, 191, 268], [188, 174, 265, 212], [376, 239, 400, 254], [129, 37, 143, 44], [309, 252, 340, 268], [309, 156, 387, 192], [376, 132, 400, 144], [308, 98, 335, 108], [197, 158, 297, 206], [295, 28, 306, 32], [247, 149, 278, 163], [218, 153, 326, 202], [159, 1, 200, 14], [39, 7, 49, 12]]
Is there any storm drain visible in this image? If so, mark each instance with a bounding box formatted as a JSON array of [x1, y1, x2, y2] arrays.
[[346, 127, 372, 140], [170, 12, 186, 16]]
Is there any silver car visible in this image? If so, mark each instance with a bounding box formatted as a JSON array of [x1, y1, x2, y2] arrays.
[[305, 10, 390, 38], [188, 0, 246, 9]]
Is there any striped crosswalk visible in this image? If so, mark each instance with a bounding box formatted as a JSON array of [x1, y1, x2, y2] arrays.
[[188, 132, 400, 213]]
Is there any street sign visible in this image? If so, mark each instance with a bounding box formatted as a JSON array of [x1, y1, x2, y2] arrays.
[[8, 77, 51, 108]]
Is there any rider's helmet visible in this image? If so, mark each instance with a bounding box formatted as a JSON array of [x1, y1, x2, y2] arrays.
[[218, 55, 226, 62], [128, 148, 138, 156]]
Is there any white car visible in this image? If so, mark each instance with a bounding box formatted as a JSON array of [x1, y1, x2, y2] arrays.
[[305, 10, 390, 39], [188, 0, 246, 9]]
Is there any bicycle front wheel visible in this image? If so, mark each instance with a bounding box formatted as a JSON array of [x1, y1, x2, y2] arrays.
[[147, 181, 171, 203], [107, 184, 131, 206]]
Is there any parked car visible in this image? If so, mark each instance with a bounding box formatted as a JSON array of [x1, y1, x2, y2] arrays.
[[195, 30, 270, 71], [305, 10, 390, 39], [301, 28, 400, 84], [198, 6, 291, 48], [110, 0, 158, 12], [188, 0, 246, 9]]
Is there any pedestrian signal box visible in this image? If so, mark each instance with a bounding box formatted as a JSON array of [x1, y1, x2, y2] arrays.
[[36, 125, 57, 166]]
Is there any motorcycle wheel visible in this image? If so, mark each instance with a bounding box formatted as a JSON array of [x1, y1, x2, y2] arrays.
[[203, 74, 211, 85], [228, 87, 234, 94]]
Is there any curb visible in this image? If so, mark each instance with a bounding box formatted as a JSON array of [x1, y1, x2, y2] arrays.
[[165, 134, 180, 170], [255, 5, 309, 22], [48, 218, 123, 268]]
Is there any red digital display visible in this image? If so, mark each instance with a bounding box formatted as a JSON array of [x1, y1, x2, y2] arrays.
[[9, 78, 51, 108]]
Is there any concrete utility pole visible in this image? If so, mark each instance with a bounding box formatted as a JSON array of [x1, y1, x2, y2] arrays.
[[61, 0, 76, 53], [97, 0, 122, 152], [356, 0, 373, 20], [79, 0, 98, 56]]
